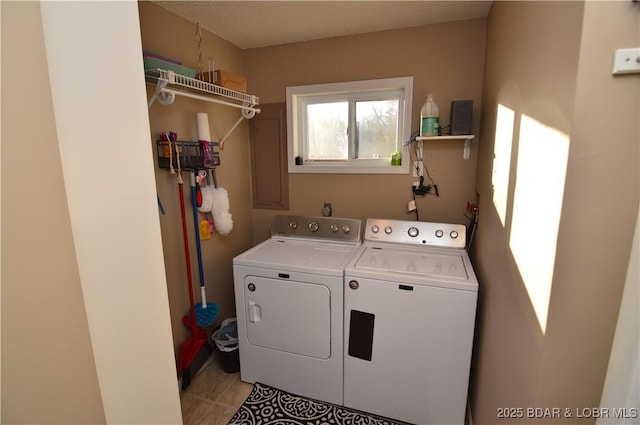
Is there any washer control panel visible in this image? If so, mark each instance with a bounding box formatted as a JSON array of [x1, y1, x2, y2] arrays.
[[365, 218, 466, 249], [271, 215, 362, 243]]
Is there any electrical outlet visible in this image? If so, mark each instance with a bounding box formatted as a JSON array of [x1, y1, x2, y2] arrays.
[[612, 47, 640, 75], [412, 161, 423, 177]]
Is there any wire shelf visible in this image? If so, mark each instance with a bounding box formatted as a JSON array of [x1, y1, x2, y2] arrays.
[[146, 69, 259, 109]]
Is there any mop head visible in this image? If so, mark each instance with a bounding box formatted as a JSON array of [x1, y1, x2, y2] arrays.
[[211, 187, 233, 235], [195, 302, 219, 328]]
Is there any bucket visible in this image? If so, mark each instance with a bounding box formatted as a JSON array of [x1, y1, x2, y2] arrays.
[[211, 318, 239, 373]]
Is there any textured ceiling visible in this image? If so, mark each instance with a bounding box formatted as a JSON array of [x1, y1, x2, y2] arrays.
[[153, 1, 493, 49]]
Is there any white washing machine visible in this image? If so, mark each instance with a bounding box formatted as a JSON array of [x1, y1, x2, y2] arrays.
[[344, 218, 478, 425], [233, 215, 362, 405]]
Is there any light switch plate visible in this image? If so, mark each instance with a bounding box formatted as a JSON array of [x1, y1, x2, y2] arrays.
[[612, 47, 640, 75]]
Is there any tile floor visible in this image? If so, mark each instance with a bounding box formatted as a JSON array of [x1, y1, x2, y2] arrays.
[[180, 354, 253, 425]]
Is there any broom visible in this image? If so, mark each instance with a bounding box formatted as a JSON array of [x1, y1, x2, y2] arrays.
[[171, 135, 210, 389]]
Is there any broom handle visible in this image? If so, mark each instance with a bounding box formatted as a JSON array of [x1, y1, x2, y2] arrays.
[[178, 179, 196, 322], [190, 171, 207, 308], [173, 135, 198, 325]]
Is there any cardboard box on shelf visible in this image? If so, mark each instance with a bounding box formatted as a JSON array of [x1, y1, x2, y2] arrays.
[[214, 70, 247, 93]]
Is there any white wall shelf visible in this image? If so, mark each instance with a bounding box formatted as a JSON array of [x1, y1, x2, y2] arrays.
[[416, 135, 475, 160], [146, 68, 261, 147], [146, 69, 260, 115]]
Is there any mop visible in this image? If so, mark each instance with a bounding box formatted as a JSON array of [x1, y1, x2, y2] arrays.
[[190, 171, 219, 328]]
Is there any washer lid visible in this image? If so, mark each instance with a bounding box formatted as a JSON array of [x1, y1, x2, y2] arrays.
[[348, 244, 478, 290], [234, 237, 361, 275]]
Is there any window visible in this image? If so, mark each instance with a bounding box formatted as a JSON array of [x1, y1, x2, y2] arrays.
[[287, 77, 413, 174]]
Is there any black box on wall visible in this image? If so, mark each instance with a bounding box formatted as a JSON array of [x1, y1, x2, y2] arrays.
[[451, 100, 473, 135]]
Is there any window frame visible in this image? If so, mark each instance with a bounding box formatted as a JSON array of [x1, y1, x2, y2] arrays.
[[286, 77, 413, 174]]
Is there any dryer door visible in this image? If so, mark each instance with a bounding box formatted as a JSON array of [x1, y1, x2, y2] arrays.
[[243, 275, 331, 359]]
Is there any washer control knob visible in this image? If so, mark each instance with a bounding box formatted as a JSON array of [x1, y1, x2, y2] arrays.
[[330, 224, 339, 233], [408, 227, 419, 237], [348, 280, 359, 290], [385, 226, 393, 234], [371, 225, 380, 233], [435, 229, 444, 238], [309, 222, 319, 232], [248, 283, 256, 292], [289, 221, 298, 230], [343, 225, 351, 234], [450, 230, 459, 239]]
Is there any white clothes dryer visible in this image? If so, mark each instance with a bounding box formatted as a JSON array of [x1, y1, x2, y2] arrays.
[[344, 218, 478, 425], [233, 215, 362, 405]]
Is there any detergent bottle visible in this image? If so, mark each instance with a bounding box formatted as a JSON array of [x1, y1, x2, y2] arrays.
[[420, 94, 440, 137]]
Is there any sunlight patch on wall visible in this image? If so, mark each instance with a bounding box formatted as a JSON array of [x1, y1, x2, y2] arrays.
[[509, 114, 569, 334], [492, 104, 515, 226]]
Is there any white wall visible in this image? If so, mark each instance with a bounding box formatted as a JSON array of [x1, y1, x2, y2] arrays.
[[2, 2, 106, 422], [40, 2, 182, 423], [598, 205, 640, 424], [470, 2, 639, 422]]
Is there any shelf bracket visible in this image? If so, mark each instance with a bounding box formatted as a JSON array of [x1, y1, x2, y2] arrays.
[[148, 78, 173, 109], [219, 115, 246, 150]]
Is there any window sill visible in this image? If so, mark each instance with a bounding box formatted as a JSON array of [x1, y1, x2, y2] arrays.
[[288, 162, 409, 174]]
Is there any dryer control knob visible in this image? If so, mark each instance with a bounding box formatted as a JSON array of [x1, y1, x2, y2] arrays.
[[435, 229, 444, 238], [330, 224, 339, 233], [408, 227, 419, 237], [343, 225, 351, 234], [371, 225, 380, 233], [385, 226, 393, 234], [289, 221, 298, 230], [309, 222, 319, 232], [348, 280, 359, 290], [450, 230, 459, 239]]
